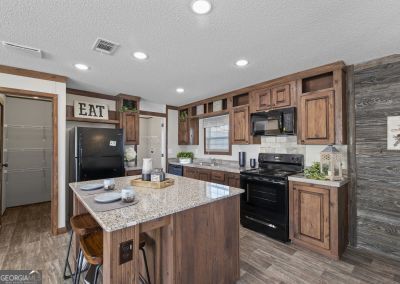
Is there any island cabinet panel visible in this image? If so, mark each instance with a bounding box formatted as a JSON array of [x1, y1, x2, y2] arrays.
[[231, 105, 249, 144], [298, 90, 335, 144], [289, 181, 348, 260], [175, 196, 240, 284]]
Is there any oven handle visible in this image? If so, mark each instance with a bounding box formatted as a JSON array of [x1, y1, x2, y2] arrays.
[[242, 176, 286, 186], [244, 216, 277, 229], [246, 184, 250, 202]]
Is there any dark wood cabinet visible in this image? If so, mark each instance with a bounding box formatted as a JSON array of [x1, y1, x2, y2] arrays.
[[210, 171, 225, 184], [250, 88, 272, 111], [271, 84, 291, 108], [289, 181, 348, 260], [178, 117, 199, 145], [298, 90, 335, 144], [198, 169, 211, 182], [183, 167, 199, 179], [126, 169, 142, 176], [117, 94, 140, 145], [231, 106, 249, 144], [225, 173, 240, 188]]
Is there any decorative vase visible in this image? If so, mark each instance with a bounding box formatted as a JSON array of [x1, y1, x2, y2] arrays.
[[179, 158, 192, 164]]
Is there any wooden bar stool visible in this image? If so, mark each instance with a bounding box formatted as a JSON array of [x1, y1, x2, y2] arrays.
[[76, 230, 103, 284], [63, 213, 100, 281]]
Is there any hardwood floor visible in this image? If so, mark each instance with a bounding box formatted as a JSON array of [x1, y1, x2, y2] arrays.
[[0, 203, 399, 284]]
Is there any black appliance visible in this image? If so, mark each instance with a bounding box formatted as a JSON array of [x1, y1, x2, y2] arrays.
[[168, 163, 183, 176], [67, 127, 125, 219], [240, 153, 304, 242], [251, 107, 296, 136]]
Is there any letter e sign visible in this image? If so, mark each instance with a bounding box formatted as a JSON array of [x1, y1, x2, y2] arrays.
[[74, 100, 109, 120]]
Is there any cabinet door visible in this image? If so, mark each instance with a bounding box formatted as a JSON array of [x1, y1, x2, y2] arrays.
[[188, 118, 199, 145], [226, 173, 240, 188], [299, 90, 335, 144], [183, 167, 198, 179], [210, 171, 225, 184], [251, 88, 272, 111], [124, 113, 139, 144], [178, 119, 189, 145], [292, 184, 330, 250], [231, 106, 249, 144], [198, 169, 211, 182], [272, 84, 291, 108]]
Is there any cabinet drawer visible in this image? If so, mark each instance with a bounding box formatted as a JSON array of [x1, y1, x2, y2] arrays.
[[211, 171, 225, 183]]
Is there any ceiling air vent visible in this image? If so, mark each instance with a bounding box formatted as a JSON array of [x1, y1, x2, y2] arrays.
[[92, 38, 119, 55], [2, 41, 42, 58]]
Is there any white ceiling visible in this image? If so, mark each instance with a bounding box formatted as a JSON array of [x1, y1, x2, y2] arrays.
[[0, 1, 399, 105]]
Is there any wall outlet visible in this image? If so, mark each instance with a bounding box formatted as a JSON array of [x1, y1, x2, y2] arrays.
[[119, 240, 133, 264]]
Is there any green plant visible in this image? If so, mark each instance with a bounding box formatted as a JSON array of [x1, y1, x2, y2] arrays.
[[179, 111, 188, 121], [119, 105, 137, 113], [304, 162, 327, 180], [177, 152, 194, 159]]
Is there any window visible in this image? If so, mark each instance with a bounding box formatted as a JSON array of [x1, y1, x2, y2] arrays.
[[204, 114, 230, 154]]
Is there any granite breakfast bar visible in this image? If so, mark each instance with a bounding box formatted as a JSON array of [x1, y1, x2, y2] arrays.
[[69, 174, 244, 284]]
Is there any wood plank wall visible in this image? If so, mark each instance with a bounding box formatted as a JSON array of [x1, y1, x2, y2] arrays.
[[353, 54, 400, 260]]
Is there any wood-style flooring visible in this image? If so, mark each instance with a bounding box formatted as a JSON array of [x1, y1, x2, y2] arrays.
[[0, 203, 399, 284]]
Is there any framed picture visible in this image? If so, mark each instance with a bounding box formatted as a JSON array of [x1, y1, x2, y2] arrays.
[[387, 116, 400, 150]]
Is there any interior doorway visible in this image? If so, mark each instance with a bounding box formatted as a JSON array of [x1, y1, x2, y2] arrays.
[[0, 87, 58, 234], [137, 115, 166, 171]]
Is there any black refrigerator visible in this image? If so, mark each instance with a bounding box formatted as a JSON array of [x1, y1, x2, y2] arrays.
[[67, 127, 125, 219]]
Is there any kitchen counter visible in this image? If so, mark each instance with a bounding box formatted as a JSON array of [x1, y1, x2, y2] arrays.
[[288, 173, 349, 187], [70, 174, 243, 283], [125, 166, 142, 171], [168, 160, 248, 173]]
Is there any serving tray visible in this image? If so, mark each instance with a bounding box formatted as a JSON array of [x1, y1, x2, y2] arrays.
[[131, 178, 174, 189]]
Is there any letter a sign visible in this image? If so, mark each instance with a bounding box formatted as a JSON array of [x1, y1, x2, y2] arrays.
[[74, 100, 109, 120]]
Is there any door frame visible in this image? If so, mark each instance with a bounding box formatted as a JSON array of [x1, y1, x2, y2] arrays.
[[0, 87, 59, 235]]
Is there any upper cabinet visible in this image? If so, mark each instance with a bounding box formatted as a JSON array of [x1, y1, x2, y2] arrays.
[[297, 69, 347, 145], [178, 109, 199, 145], [249, 81, 296, 113], [117, 94, 140, 145], [231, 105, 249, 144]]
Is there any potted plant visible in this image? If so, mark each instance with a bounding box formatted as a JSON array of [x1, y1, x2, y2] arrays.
[[177, 151, 194, 164], [304, 162, 327, 180], [179, 111, 188, 122], [125, 146, 137, 167]]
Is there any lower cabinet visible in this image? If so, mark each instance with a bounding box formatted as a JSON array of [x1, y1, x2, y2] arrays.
[[183, 166, 241, 187], [126, 169, 142, 176], [289, 181, 348, 260]]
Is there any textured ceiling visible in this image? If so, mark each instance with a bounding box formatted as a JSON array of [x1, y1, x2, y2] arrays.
[[0, 1, 399, 105]]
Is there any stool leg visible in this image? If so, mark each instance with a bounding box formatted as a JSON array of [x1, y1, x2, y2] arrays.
[[74, 250, 83, 284], [63, 230, 73, 279], [140, 247, 151, 284], [93, 265, 102, 284]]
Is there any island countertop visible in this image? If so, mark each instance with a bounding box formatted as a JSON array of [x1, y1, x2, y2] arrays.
[[69, 174, 244, 232]]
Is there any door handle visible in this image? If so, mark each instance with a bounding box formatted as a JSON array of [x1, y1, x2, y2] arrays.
[[2, 163, 8, 168]]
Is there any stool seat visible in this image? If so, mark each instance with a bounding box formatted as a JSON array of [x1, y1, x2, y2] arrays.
[[70, 213, 100, 236], [80, 230, 103, 266]]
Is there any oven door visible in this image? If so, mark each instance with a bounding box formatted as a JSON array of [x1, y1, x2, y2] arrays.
[[240, 174, 289, 241]]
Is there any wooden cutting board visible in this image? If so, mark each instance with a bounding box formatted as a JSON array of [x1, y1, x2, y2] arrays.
[[130, 178, 175, 189]]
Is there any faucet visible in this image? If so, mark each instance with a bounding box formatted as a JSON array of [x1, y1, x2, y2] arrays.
[[210, 158, 217, 166]]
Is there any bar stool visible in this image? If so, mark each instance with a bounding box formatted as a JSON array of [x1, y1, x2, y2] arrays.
[[76, 230, 103, 284], [63, 213, 100, 280]]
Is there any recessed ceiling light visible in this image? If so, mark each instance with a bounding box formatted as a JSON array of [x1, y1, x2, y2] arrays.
[[74, 63, 89, 71], [133, 51, 148, 60], [176, 88, 185, 94], [191, 0, 212, 15], [235, 59, 249, 67]]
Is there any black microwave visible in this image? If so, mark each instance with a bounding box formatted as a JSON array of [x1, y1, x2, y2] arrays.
[[251, 107, 296, 136]]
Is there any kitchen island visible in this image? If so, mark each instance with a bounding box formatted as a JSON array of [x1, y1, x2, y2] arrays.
[[69, 174, 243, 284]]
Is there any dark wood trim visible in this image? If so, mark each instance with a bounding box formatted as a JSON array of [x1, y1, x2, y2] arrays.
[[139, 110, 167, 118], [166, 105, 179, 110], [179, 61, 345, 109], [0, 87, 59, 235], [67, 88, 117, 101], [203, 128, 232, 156], [346, 65, 357, 247], [0, 64, 67, 83], [117, 93, 141, 101]]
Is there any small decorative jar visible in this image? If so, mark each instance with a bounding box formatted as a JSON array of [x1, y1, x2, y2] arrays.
[[151, 168, 165, 182], [320, 145, 343, 181]]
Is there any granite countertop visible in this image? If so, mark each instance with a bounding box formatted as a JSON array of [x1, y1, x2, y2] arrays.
[[125, 166, 142, 171], [288, 173, 349, 187], [168, 160, 248, 174], [69, 174, 244, 232]]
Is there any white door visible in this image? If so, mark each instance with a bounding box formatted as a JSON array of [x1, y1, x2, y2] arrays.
[[0, 97, 5, 215]]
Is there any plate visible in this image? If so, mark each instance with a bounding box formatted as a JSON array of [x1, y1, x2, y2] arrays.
[[80, 183, 103, 191], [94, 192, 121, 203]]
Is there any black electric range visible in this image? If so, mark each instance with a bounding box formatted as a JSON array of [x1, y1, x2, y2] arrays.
[[240, 153, 304, 242]]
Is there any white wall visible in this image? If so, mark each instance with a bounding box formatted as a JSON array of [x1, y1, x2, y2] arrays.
[[167, 109, 180, 159], [140, 99, 166, 113], [0, 73, 66, 228]]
